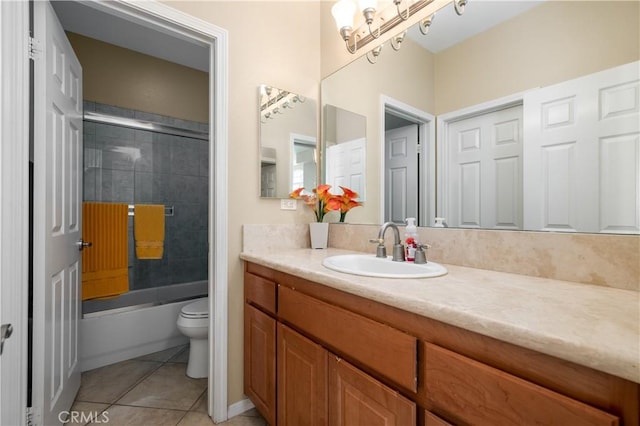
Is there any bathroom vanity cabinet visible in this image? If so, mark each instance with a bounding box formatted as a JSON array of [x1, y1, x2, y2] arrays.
[[243, 262, 639, 426]]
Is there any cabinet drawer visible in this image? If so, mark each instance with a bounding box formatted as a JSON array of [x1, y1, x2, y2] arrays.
[[245, 272, 277, 315], [278, 285, 417, 392], [423, 343, 620, 426]]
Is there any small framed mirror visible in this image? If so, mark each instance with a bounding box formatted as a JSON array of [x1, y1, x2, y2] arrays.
[[258, 84, 317, 198]]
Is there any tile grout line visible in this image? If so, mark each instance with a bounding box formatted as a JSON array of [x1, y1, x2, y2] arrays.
[[112, 352, 182, 408], [109, 345, 188, 405], [187, 388, 208, 412], [111, 347, 197, 425], [75, 347, 184, 405], [74, 345, 221, 424], [74, 360, 166, 406]]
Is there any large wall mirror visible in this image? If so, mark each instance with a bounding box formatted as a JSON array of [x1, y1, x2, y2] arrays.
[[259, 84, 318, 198], [320, 0, 639, 233]]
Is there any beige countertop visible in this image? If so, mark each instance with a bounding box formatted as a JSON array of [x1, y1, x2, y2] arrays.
[[240, 248, 640, 384]]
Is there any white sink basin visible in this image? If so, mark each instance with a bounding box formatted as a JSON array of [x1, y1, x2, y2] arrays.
[[322, 254, 447, 279]]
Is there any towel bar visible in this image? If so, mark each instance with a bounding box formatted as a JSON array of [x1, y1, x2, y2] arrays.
[[128, 205, 174, 217]]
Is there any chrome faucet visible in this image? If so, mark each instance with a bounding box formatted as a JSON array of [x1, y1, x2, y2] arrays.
[[369, 222, 406, 262]]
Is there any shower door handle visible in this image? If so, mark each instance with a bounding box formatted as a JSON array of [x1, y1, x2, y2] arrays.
[[1, 323, 13, 356], [76, 239, 92, 251]]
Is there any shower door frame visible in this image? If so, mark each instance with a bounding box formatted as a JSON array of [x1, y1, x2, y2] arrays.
[[0, 0, 230, 424]]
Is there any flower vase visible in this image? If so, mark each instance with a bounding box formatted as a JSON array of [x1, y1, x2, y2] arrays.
[[309, 222, 329, 249]]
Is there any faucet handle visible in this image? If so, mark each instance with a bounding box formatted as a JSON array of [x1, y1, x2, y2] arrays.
[[414, 244, 431, 264], [369, 238, 387, 258]]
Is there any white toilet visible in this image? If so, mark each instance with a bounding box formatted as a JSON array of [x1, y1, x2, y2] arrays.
[[176, 297, 209, 378]]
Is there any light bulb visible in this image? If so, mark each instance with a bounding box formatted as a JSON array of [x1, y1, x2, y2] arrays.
[[332, 0, 356, 31]]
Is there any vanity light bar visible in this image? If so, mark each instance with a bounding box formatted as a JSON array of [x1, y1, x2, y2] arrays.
[[346, 0, 435, 53]]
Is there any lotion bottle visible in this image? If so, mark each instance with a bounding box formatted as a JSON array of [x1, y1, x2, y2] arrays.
[[404, 217, 418, 261]]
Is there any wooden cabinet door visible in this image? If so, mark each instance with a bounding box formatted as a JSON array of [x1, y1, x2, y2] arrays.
[[329, 356, 416, 426], [244, 304, 276, 425], [423, 410, 452, 426], [277, 324, 328, 426]]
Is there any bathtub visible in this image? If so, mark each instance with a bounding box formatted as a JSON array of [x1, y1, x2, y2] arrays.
[[79, 280, 208, 371]]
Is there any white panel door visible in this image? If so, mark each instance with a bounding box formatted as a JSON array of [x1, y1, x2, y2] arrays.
[[385, 125, 418, 224], [446, 106, 523, 229], [260, 163, 276, 197], [524, 61, 639, 233], [32, 2, 83, 425], [326, 138, 366, 196]]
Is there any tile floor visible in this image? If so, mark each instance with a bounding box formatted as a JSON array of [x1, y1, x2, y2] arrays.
[[70, 345, 266, 426]]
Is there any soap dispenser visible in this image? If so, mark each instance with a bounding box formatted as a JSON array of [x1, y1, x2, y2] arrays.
[[404, 218, 418, 261]]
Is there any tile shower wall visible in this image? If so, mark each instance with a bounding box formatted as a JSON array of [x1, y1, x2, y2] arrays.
[[83, 101, 209, 291]]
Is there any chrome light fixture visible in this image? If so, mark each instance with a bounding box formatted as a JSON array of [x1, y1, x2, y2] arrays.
[[419, 13, 435, 35], [332, 0, 357, 53], [333, 0, 468, 56], [260, 85, 306, 123], [366, 44, 383, 64]]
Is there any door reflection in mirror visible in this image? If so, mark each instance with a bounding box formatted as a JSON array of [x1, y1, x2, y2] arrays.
[[385, 120, 419, 224], [291, 135, 318, 194], [324, 104, 366, 201], [383, 99, 435, 227]]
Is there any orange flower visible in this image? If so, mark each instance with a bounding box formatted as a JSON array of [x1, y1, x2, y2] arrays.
[[289, 188, 304, 199], [332, 186, 363, 222], [314, 184, 333, 203], [339, 186, 359, 200], [290, 185, 362, 222], [290, 185, 339, 222]]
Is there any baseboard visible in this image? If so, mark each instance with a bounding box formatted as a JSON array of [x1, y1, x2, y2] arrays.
[[227, 398, 256, 419], [79, 301, 191, 371]]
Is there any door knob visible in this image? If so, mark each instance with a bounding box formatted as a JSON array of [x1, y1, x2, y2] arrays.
[[76, 239, 92, 251], [1, 323, 13, 356]]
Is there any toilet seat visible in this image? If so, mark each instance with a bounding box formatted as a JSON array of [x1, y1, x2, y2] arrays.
[[180, 297, 209, 319]]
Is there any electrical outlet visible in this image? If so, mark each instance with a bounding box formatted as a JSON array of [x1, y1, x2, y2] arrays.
[[280, 199, 297, 210]]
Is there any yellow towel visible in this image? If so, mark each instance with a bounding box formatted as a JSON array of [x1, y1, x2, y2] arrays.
[[134, 204, 165, 259], [82, 203, 129, 301]]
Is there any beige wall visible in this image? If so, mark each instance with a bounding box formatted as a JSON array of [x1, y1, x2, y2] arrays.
[[67, 32, 209, 123], [434, 1, 640, 114], [325, 105, 367, 144], [161, 0, 320, 407]]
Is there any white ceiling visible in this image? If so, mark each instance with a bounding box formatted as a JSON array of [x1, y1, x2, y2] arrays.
[[51, 0, 543, 74], [51, 0, 210, 72], [408, 0, 545, 53]]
